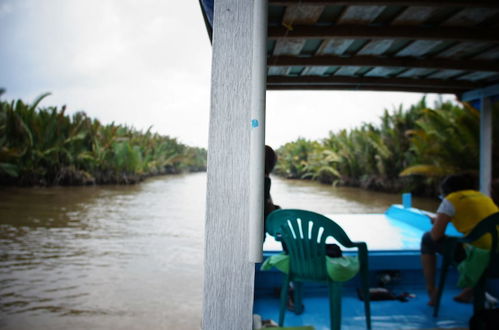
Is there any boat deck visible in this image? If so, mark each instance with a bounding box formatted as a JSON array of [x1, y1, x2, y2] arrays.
[[254, 286, 470, 329], [254, 207, 471, 329]]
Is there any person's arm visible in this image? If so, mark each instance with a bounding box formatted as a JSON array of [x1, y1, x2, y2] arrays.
[[430, 213, 452, 241]]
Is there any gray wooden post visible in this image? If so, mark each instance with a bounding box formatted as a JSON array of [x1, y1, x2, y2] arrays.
[[203, 0, 258, 328], [479, 96, 492, 195], [249, 0, 268, 263]]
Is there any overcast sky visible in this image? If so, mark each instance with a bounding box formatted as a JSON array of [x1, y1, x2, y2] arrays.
[[0, 0, 454, 148]]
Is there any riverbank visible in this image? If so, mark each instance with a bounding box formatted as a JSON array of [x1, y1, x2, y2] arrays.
[[0, 94, 207, 187], [273, 97, 499, 198]]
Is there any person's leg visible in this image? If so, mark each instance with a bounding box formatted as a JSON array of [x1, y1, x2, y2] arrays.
[[421, 232, 439, 305]]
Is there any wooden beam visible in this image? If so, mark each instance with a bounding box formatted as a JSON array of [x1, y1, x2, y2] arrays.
[[268, 25, 499, 43], [268, 0, 499, 9], [203, 0, 256, 328], [461, 83, 499, 101], [479, 96, 493, 195], [267, 75, 481, 89], [267, 84, 461, 94], [268, 55, 499, 73]]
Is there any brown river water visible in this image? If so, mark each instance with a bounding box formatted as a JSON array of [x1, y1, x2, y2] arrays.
[[0, 173, 439, 329]]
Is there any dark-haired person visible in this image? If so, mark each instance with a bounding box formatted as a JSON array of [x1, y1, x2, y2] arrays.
[[421, 174, 498, 306], [264, 146, 280, 237]]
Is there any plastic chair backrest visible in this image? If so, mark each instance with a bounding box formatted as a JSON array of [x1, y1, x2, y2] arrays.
[[461, 212, 499, 278], [266, 209, 357, 282]]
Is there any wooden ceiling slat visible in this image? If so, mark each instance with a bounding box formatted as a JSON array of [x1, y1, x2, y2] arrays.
[[395, 40, 443, 57], [335, 66, 363, 76], [282, 4, 325, 25], [364, 66, 405, 77], [337, 5, 386, 24], [267, 56, 499, 73], [268, 1, 499, 8], [301, 66, 331, 76], [473, 45, 499, 60], [426, 69, 465, 79], [268, 25, 499, 43], [457, 72, 497, 81], [268, 66, 292, 76], [267, 75, 479, 89], [316, 39, 355, 55], [397, 68, 435, 78], [357, 40, 395, 55], [273, 38, 308, 55], [390, 6, 436, 26], [436, 41, 489, 59], [441, 8, 499, 26]]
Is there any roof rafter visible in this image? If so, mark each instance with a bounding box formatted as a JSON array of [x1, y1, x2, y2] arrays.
[[267, 75, 481, 90], [268, 25, 499, 43], [268, 56, 499, 73], [268, 0, 499, 9], [267, 84, 463, 94]]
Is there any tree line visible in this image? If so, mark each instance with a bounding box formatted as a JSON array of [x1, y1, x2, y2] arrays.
[[274, 97, 498, 197], [0, 93, 207, 186]]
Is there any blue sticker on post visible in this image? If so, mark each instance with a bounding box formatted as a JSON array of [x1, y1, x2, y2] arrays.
[[251, 119, 259, 128]]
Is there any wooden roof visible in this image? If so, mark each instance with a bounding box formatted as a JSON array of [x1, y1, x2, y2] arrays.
[[265, 0, 499, 95]]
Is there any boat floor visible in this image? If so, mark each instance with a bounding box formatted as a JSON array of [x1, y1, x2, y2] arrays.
[[254, 286, 471, 329]]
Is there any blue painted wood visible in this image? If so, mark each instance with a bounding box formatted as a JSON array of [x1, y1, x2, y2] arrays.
[[385, 205, 461, 236], [461, 83, 499, 102]]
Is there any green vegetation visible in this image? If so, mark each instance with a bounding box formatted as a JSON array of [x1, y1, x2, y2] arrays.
[[0, 93, 206, 186], [275, 97, 497, 196]]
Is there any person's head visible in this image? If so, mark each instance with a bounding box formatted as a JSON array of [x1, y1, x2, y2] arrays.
[[265, 145, 277, 175], [491, 179, 499, 206], [439, 173, 476, 197]]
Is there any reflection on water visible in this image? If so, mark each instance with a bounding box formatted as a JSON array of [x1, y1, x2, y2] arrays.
[[0, 173, 439, 329]]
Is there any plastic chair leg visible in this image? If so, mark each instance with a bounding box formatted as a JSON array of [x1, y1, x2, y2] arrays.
[[293, 281, 304, 315], [433, 259, 450, 317], [473, 276, 486, 313], [434, 239, 457, 317], [328, 281, 342, 330], [279, 277, 290, 326], [359, 265, 371, 329]]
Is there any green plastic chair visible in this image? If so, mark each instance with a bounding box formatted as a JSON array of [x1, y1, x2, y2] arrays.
[[433, 212, 499, 317], [265, 209, 371, 330]]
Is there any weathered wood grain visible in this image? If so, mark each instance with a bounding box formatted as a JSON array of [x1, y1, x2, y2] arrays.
[[391, 6, 436, 26], [442, 8, 499, 26], [426, 69, 464, 79], [457, 71, 497, 81], [473, 45, 499, 60], [335, 66, 362, 76], [282, 4, 325, 24], [337, 5, 386, 24], [364, 66, 404, 77], [273, 38, 307, 55], [302, 65, 331, 75], [396, 40, 443, 57], [357, 39, 395, 55], [397, 68, 434, 78], [317, 39, 355, 55], [436, 41, 489, 58], [203, 0, 256, 328]]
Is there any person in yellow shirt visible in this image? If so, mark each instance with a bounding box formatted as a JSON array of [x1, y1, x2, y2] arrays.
[[421, 174, 498, 306]]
